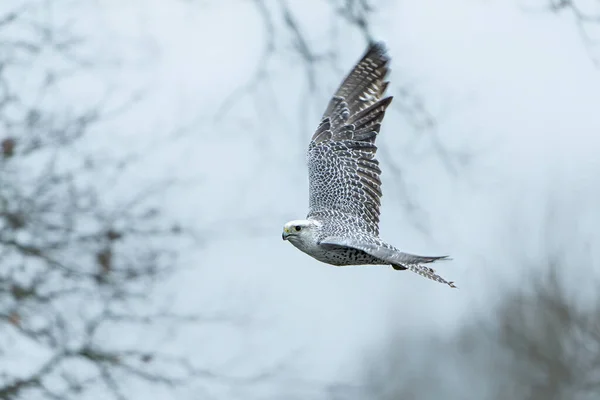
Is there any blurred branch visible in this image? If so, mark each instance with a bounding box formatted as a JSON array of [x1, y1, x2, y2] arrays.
[[330, 0, 374, 41], [213, 0, 276, 121], [521, 0, 600, 66], [550, 0, 600, 66], [0, 3, 252, 400]]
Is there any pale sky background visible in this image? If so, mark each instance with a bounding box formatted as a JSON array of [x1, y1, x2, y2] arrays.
[[20, 0, 600, 398]]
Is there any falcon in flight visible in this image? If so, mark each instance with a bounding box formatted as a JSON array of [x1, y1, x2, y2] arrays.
[[282, 42, 455, 288]]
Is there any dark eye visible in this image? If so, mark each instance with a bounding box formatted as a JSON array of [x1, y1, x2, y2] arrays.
[[294, 225, 301, 232]]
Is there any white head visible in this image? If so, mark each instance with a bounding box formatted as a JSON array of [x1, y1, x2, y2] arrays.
[[282, 219, 322, 247]]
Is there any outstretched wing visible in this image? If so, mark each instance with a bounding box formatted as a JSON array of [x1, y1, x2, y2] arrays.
[[320, 237, 456, 288], [307, 42, 392, 236]]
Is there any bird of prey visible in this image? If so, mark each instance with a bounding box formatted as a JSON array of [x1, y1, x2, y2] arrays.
[[282, 42, 456, 288]]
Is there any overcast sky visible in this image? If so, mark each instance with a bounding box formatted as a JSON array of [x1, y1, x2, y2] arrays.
[[42, 0, 600, 397]]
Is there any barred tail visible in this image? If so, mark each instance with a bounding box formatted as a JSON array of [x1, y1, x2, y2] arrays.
[[392, 262, 456, 288]]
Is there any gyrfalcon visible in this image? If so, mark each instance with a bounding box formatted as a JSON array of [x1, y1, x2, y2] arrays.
[[282, 42, 456, 288]]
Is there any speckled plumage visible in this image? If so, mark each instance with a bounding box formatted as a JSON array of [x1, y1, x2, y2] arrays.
[[283, 42, 455, 288]]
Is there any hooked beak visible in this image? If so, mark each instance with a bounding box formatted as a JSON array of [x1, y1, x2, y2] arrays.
[[282, 228, 290, 241]]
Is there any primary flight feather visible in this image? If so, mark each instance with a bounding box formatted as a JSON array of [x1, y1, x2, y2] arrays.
[[282, 42, 455, 288]]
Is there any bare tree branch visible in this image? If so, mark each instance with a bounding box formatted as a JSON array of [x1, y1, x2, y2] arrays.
[[0, 3, 256, 399]]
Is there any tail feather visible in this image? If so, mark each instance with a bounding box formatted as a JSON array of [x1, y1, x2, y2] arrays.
[[318, 237, 457, 288], [392, 262, 456, 288]]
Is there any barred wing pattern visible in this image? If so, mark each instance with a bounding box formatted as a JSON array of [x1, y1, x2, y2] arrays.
[[307, 43, 392, 236]]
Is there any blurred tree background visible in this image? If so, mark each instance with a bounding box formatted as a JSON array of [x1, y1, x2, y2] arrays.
[[1, 0, 599, 399], [0, 2, 221, 399], [362, 255, 600, 400]]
